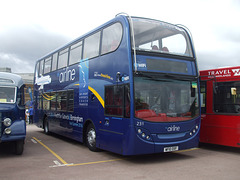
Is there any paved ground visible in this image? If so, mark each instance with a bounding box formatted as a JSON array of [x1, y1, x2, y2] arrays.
[[0, 124, 240, 180]]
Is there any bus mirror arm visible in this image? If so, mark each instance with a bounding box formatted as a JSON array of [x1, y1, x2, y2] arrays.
[[116, 72, 129, 83], [116, 72, 122, 82]]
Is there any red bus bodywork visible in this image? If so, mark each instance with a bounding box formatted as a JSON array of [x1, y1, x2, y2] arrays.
[[200, 66, 240, 147]]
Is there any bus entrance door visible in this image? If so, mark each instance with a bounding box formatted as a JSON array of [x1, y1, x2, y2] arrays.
[[99, 116, 124, 154]]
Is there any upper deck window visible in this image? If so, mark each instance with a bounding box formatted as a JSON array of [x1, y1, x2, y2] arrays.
[[69, 41, 82, 65], [101, 23, 123, 55], [39, 60, 44, 76], [44, 56, 52, 74], [58, 48, 69, 69], [83, 32, 101, 59], [52, 53, 58, 71], [130, 18, 193, 57]]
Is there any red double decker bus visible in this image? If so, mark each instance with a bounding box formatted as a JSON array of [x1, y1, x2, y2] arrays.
[[200, 66, 240, 147]]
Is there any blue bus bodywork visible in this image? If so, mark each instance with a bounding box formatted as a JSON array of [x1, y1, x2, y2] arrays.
[[0, 72, 26, 155], [34, 15, 200, 155]]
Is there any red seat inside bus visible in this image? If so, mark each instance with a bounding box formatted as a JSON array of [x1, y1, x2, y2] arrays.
[[135, 109, 157, 118], [135, 109, 192, 122]]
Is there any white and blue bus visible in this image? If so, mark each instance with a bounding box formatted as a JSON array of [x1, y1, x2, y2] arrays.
[[0, 72, 26, 155], [34, 14, 200, 155]]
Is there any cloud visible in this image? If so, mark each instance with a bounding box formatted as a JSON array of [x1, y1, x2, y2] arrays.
[[0, 25, 70, 73], [1, 0, 240, 74], [197, 49, 240, 71]]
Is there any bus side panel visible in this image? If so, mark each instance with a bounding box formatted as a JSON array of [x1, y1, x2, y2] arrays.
[[123, 125, 155, 155], [87, 41, 131, 154], [200, 77, 240, 147], [200, 114, 240, 147], [206, 81, 214, 114]]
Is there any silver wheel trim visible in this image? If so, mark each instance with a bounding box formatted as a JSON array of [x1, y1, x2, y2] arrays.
[[87, 128, 96, 147], [44, 120, 48, 133]]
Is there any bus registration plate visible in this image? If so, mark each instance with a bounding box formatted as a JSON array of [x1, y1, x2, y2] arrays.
[[164, 146, 179, 152]]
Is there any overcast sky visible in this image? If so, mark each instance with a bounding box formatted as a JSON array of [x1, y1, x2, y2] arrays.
[[1, 0, 240, 73]]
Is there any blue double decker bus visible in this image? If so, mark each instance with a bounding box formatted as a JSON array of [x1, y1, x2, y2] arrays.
[[34, 14, 200, 155], [0, 72, 26, 155]]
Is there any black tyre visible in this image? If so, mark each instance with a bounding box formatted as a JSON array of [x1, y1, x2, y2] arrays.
[[44, 117, 50, 135], [86, 124, 99, 152], [15, 139, 24, 155]]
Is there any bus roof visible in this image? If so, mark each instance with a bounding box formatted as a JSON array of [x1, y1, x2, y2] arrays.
[[0, 72, 24, 88], [36, 14, 192, 62], [36, 14, 128, 61], [200, 66, 240, 80]]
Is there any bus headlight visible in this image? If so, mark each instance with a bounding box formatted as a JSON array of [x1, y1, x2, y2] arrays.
[[3, 118, 12, 127], [136, 128, 152, 141], [4, 128, 12, 135], [142, 133, 146, 138]]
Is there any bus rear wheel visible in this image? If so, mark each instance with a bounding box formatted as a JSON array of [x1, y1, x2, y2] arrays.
[[86, 124, 99, 152], [44, 117, 50, 135]]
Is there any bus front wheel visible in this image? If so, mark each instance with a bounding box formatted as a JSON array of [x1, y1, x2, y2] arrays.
[[15, 139, 24, 155], [86, 124, 99, 152]]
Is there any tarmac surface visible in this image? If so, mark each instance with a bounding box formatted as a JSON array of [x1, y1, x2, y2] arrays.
[[0, 124, 240, 180]]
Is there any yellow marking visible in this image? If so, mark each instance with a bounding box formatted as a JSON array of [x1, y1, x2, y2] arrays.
[[33, 137, 68, 165], [42, 93, 54, 100], [174, 147, 199, 153], [44, 93, 51, 98], [67, 158, 124, 167], [88, 86, 105, 108]]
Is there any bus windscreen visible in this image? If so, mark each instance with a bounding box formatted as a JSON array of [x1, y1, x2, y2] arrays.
[[0, 87, 16, 103]]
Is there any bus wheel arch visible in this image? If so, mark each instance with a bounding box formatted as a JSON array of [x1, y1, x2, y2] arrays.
[[83, 120, 99, 152]]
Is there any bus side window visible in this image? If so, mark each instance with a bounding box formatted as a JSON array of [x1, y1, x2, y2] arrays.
[[39, 60, 44, 76], [50, 92, 56, 111], [43, 92, 50, 110], [124, 84, 130, 118], [105, 84, 130, 117], [69, 41, 82, 65], [17, 85, 25, 107], [105, 85, 123, 116], [213, 81, 240, 113], [38, 94, 42, 110], [58, 48, 69, 69], [35, 62, 40, 78], [67, 90, 74, 112], [52, 53, 58, 71], [83, 31, 101, 59], [57, 91, 67, 111], [101, 23, 123, 55], [44, 56, 52, 74]]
